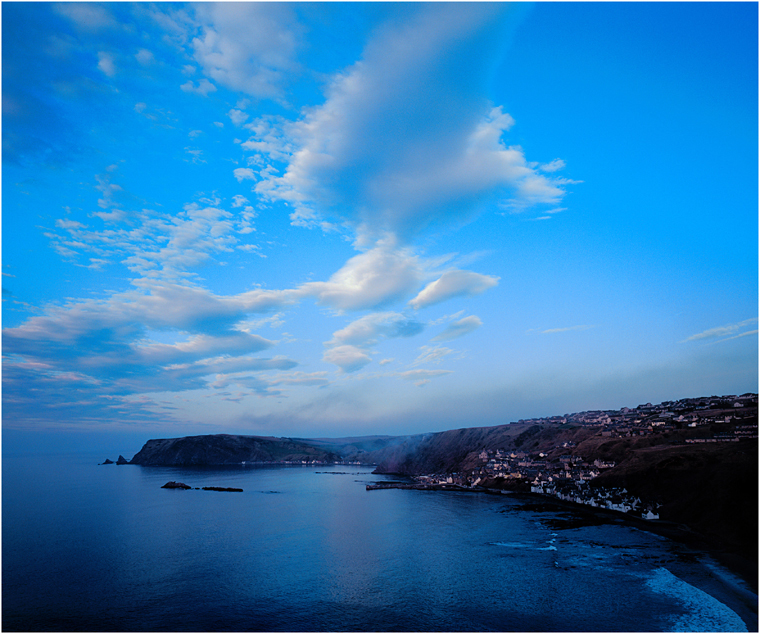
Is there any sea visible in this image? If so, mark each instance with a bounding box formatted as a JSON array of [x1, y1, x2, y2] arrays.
[[2, 451, 757, 632]]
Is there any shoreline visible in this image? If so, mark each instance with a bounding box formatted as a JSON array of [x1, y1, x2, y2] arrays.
[[368, 480, 758, 608]]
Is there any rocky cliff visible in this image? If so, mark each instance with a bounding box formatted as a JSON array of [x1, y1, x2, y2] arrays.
[[130, 434, 342, 466]]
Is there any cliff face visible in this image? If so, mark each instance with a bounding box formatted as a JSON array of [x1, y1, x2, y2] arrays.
[[130, 434, 342, 466], [590, 441, 758, 555], [366, 423, 599, 475]]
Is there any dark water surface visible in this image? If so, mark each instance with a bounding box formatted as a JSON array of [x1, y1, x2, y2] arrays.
[[3, 452, 756, 631]]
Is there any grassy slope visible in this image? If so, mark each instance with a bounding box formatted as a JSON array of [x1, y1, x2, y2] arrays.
[[368, 423, 758, 559]]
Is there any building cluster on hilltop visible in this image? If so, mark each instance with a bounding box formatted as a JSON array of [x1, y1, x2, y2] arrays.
[[517, 393, 758, 437], [414, 393, 758, 521]]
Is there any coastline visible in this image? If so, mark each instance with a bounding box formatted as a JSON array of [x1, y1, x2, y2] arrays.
[[515, 490, 758, 592], [368, 479, 758, 628]]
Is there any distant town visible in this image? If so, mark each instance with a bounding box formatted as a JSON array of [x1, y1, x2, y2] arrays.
[[409, 393, 758, 520]]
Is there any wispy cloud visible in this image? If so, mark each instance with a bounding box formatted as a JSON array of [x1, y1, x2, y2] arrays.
[[411, 345, 458, 366], [682, 318, 758, 343], [431, 315, 483, 342], [46, 186, 258, 279], [327, 312, 424, 348], [395, 368, 454, 387], [541, 325, 595, 334], [97, 52, 116, 77], [56, 3, 118, 31], [180, 79, 217, 96]]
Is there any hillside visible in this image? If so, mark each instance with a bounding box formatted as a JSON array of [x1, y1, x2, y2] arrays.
[[130, 434, 343, 466], [363, 423, 600, 475], [590, 441, 757, 556]]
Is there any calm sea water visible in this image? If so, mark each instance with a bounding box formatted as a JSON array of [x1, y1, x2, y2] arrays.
[[2, 451, 756, 632]]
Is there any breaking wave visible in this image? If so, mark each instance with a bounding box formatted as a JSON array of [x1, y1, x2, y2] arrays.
[[645, 567, 747, 632]]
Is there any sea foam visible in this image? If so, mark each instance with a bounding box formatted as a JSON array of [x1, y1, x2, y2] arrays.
[[645, 567, 747, 632]]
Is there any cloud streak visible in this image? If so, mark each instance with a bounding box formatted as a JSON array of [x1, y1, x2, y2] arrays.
[[683, 318, 758, 343], [541, 325, 595, 334], [431, 315, 483, 341]]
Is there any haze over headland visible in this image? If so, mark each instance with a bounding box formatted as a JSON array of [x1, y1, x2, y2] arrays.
[[2, 3, 757, 452]]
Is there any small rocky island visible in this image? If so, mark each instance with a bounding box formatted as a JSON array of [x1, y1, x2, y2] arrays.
[[161, 481, 243, 492], [161, 481, 191, 489], [99, 455, 131, 465]]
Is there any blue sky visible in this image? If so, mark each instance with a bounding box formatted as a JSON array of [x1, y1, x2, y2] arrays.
[[3, 2, 757, 453]]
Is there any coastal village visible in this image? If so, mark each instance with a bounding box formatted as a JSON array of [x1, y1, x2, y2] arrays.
[[412, 393, 758, 520]]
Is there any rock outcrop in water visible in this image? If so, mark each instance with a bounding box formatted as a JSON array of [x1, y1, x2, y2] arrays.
[[160, 481, 243, 492], [202, 486, 243, 492], [161, 481, 191, 489], [116, 455, 130, 465], [100, 458, 114, 465]]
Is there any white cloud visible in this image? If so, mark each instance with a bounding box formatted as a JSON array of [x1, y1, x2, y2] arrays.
[[321, 309, 423, 373], [180, 79, 217, 96], [431, 315, 482, 341], [233, 168, 256, 183], [246, 5, 571, 243], [135, 48, 154, 65], [299, 240, 424, 311], [409, 270, 499, 310], [540, 158, 566, 173], [717, 329, 758, 343], [242, 115, 294, 161], [228, 109, 249, 127], [97, 52, 116, 77], [323, 345, 372, 374], [190, 3, 303, 100]]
